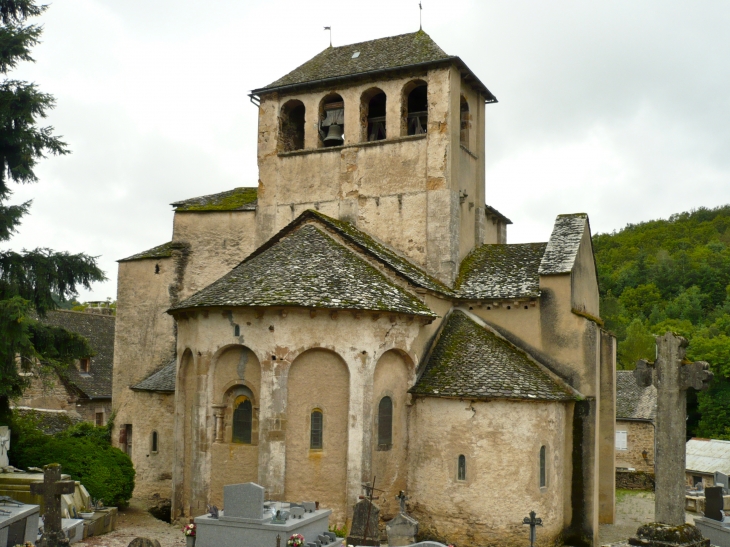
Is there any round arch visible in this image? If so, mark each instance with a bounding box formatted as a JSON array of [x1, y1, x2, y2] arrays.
[[318, 93, 345, 147], [401, 79, 428, 136], [360, 87, 386, 142], [279, 99, 305, 152]]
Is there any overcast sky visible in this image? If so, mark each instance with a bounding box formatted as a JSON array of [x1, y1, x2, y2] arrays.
[[6, 0, 730, 301]]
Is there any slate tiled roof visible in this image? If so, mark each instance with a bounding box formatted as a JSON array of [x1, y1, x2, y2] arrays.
[[411, 310, 576, 401], [171, 187, 258, 212], [616, 370, 657, 421], [132, 359, 176, 393], [119, 241, 175, 262], [39, 310, 115, 399], [485, 205, 512, 225], [539, 214, 588, 275], [307, 211, 453, 295], [13, 407, 83, 435], [456, 243, 547, 300], [686, 439, 730, 475], [171, 223, 435, 316], [262, 32, 450, 90]]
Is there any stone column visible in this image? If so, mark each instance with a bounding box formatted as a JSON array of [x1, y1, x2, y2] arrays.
[[212, 404, 226, 443]]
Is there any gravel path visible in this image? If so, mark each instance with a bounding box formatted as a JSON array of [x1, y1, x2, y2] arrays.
[[77, 500, 185, 547]]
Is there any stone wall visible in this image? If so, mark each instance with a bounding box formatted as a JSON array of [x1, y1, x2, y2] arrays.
[[616, 470, 655, 490], [615, 420, 654, 472], [408, 397, 572, 547]]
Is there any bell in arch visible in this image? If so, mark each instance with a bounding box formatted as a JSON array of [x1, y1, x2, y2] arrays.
[[323, 124, 343, 146]]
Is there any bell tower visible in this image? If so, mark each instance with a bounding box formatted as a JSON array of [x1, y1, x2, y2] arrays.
[[249, 31, 497, 285]]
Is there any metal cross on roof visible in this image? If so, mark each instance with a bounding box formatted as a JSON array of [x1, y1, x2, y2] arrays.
[[522, 511, 542, 547]]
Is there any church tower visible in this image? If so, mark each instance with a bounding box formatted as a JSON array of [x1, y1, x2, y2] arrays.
[[250, 31, 502, 285]]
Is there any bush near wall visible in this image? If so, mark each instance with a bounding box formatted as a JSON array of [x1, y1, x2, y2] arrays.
[[616, 469, 655, 490], [10, 415, 135, 507]]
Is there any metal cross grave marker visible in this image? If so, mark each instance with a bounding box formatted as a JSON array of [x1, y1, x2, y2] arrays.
[[30, 463, 75, 547], [396, 490, 409, 514], [523, 511, 542, 547], [634, 331, 713, 526]]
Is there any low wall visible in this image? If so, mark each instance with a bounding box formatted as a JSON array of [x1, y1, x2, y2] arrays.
[[616, 470, 655, 490]]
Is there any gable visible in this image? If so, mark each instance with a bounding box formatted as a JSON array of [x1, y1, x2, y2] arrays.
[[171, 223, 435, 317], [411, 310, 577, 401]]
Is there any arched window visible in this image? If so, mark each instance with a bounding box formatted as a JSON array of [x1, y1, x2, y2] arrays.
[[405, 82, 428, 135], [232, 396, 253, 444], [457, 454, 466, 481], [363, 90, 386, 142], [319, 94, 344, 147], [310, 409, 323, 449], [539, 445, 547, 487], [151, 431, 158, 453], [377, 396, 392, 446], [280, 100, 305, 152], [460, 95, 470, 147]]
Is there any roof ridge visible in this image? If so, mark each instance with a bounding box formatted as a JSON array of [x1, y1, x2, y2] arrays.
[[326, 30, 436, 51]]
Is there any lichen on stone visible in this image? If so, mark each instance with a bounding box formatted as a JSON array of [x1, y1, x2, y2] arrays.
[[171, 187, 258, 212]]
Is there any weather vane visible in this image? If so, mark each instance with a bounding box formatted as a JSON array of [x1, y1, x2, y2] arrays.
[[324, 26, 332, 47]]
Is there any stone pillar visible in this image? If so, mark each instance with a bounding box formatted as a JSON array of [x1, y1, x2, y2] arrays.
[[634, 332, 712, 526], [212, 404, 226, 443], [598, 331, 616, 524]]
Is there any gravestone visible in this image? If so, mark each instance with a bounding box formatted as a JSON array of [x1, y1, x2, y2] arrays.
[[128, 538, 162, 547], [716, 472, 730, 495], [346, 499, 379, 547], [630, 332, 713, 547], [30, 464, 75, 547], [386, 492, 418, 547], [224, 483, 264, 520], [705, 487, 724, 522], [0, 427, 9, 468]]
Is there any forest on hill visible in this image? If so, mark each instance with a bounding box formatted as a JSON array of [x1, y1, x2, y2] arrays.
[[593, 205, 730, 439]]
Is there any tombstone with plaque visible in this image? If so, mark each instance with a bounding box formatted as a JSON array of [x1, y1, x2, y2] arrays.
[[194, 482, 341, 547]]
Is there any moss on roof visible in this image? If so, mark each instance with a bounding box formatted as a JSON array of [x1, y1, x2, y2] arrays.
[[261, 31, 451, 90], [307, 211, 454, 295], [171, 187, 258, 212], [119, 241, 175, 262], [539, 213, 588, 275], [411, 310, 575, 401], [171, 224, 435, 317], [456, 243, 547, 300]]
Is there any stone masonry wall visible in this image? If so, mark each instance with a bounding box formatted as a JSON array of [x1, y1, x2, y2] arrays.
[[615, 420, 654, 473]]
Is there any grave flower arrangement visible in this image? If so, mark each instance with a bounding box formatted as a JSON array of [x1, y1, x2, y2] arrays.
[[287, 533, 305, 547], [182, 523, 197, 537]]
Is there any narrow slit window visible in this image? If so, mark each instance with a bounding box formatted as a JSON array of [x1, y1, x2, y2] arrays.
[[378, 396, 392, 446], [457, 454, 466, 481], [310, 409, 323, 449], [460, 96, 470, 147], [539, 446, 547, 488], [232, 397, 253, 444], [151, 431, 158, 453], [406, 84, 428, 135]]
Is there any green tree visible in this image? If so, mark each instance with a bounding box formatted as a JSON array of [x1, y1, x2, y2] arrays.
[[617, 318, 655, 369], [0, 1, 105, 421], [618, 283, 663, 319]]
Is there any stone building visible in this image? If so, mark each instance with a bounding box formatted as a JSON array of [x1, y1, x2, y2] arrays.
[[112, 31, 616, 546], [615, 370, 656, 473], [16, 310, 115, 425]]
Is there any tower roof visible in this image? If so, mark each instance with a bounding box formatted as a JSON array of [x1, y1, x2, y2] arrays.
[[251, 31, 496, 102]]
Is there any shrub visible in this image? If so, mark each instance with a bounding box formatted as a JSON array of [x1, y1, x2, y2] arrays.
[[10, 414, 134, 507]]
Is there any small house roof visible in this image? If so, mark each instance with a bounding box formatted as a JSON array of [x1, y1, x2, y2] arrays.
[[252, 31, 496, 102], [118, 241, 176, 263], [171, 187, 258, 212], [170, 221, 435, 317], [131, 359, 176, 393], [539, 213, 589, 275], [616, 370, 657, 421], [39, 310, 115, 400], [484, 204, 512, 225], [456, 243, 547, 300], [686, 438, 730, 476], [410, 310, 577, 401]]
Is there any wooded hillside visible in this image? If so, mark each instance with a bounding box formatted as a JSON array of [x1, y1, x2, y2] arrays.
[[593, 205, 730, 438]]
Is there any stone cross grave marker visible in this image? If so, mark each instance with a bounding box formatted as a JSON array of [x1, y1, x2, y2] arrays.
[[30, 464, 75, 547], [223, 482, 264, 520], [634, 332, 713, 526], [0, 426, 9, 468]]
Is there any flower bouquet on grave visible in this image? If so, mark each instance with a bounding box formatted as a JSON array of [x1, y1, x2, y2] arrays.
[[182, 523, 196, 537], [287, 533, 305, 547]]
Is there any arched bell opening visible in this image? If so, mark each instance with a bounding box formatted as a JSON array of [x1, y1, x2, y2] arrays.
[[319, 93, 345, 147]]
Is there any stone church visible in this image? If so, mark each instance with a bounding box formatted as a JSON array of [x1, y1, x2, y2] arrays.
[[112, 31, 617, 546]]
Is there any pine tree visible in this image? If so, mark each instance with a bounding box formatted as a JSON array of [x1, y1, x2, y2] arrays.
[[0, 0, 105, 419]]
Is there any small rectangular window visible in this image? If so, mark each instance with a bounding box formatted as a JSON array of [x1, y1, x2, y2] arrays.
[[95, 412, 104, 427], [616, 430, 628, 451], [457, 455, 466, 481], [79, 358, 90, 373], [539, 446, 547, 488], [151, 431, 159, 453]]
